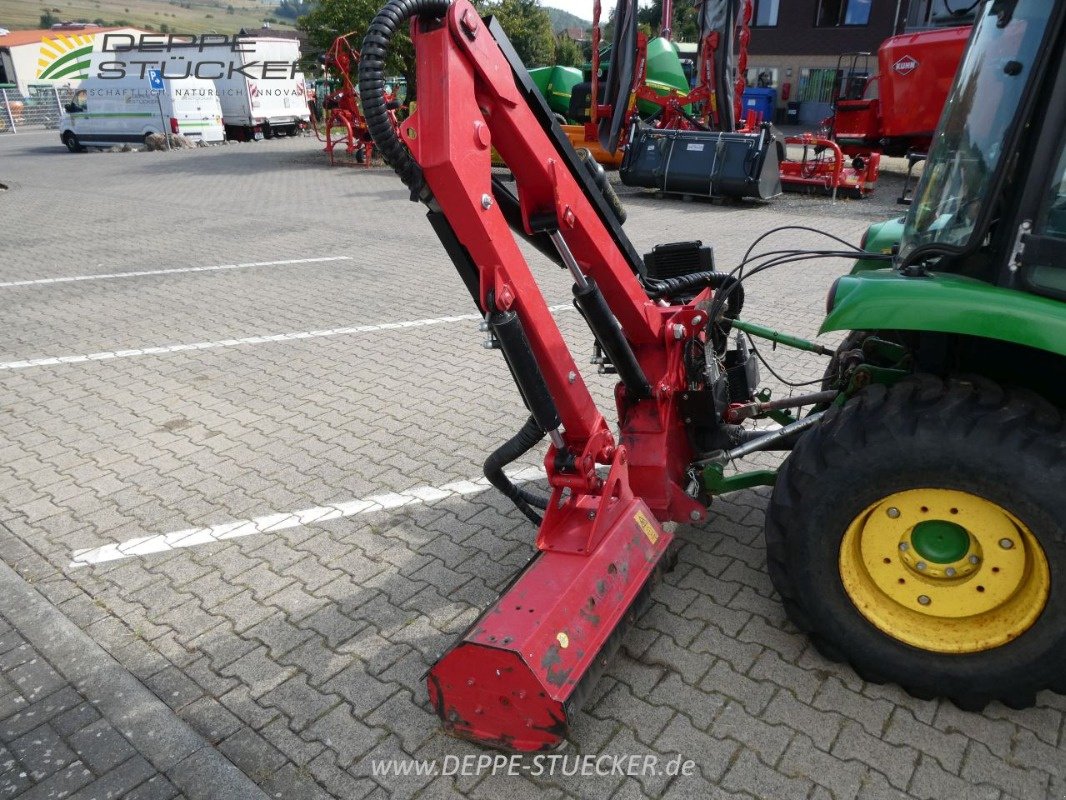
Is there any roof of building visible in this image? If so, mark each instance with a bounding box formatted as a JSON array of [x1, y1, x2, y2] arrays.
[[238, 26, 306, 41], [0, 26, 130, 49]]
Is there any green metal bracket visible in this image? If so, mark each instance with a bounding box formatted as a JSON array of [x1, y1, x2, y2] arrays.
[[846, 364, 909, 395], [862, 336, 909, 364], [702, 461, 778, 495]]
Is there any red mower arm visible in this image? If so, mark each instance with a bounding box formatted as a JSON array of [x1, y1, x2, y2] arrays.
[[359, 0, 717, 750]]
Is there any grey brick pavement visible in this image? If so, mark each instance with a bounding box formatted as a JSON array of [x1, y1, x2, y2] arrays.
[[0, 131, 1062, 799]]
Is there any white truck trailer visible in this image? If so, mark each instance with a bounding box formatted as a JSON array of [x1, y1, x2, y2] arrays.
[[201, 37, 310, 140]]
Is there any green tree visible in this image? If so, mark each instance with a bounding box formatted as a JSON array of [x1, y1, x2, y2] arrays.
[[39, 11, 59, 27], [553, 34, 582, 68], [480, 0, 554, 67], [636, 0, 700, 41]]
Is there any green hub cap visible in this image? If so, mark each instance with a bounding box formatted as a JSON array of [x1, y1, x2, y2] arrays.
[[911, 520, 971, 564]]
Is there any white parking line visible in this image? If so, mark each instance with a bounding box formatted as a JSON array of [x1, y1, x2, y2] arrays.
[[0, 305, 572, 371], [69, 466, 545, 568], [0, 256, 351, 289]]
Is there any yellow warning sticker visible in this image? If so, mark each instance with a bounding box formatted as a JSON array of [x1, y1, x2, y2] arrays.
[[634, 510, 659, 545], [556, 631, 569, 649]]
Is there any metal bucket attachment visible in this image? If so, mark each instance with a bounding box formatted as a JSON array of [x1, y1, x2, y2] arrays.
[[621, 124, 782, 200], [427, 498, 673, 751]]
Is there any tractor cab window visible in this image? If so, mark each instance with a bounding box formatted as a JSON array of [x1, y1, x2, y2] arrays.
[[1023, 142, 1066, 298], [899, 0, 1053, 261], [1045, 144, 1066, 239]]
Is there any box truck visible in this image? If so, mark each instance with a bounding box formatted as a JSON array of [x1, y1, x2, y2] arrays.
[[59, 74, 224, 151], [197, 37, 311, 140]]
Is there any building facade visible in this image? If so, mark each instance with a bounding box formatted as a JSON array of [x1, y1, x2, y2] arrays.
[[745, 0, 912, 124]]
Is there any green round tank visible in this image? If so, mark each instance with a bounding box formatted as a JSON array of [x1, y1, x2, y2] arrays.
[[639, 37, 691, 116], [546, 66, 583, 116], [528, 66, 553, 96], [529, 66, 583, 117]]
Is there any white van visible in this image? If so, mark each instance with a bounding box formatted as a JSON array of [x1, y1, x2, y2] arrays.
[[59, 75, 224, 151]]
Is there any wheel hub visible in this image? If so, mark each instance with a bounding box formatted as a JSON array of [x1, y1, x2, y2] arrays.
[[839, 488, 1050, 653], [897, 519, 982, 580]]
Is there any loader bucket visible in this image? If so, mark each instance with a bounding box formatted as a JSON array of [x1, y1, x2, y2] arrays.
[[427, 497, 673, 751], [621, 125, 782, 200]]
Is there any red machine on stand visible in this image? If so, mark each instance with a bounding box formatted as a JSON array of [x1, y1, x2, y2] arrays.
[[313, 32, 400, 166]]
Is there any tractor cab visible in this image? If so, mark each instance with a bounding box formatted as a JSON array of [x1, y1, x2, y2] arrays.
[[898, 0, 1066, 301]]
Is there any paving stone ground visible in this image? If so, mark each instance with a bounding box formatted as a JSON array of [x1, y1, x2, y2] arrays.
[[0, 131, 1062, 800]]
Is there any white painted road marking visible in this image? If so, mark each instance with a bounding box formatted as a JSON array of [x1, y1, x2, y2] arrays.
[[0, 256, 351, 289], [69, 466, 546, 568], [0, 305, 572, 371]]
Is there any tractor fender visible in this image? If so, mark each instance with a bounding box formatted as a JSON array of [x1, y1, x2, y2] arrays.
[[821, 269, 1066, 358]]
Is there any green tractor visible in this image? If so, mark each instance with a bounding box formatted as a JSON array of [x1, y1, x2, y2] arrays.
[[768, 0, 1066, 709]]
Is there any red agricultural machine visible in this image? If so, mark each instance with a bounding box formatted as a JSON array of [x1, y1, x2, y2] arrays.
[[358, 0, 1066, 753], [780, 23, 971, 197], [312, 32, 401, 166]]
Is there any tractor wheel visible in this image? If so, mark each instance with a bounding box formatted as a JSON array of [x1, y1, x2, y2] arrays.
[[765, 374, 1066, 710]]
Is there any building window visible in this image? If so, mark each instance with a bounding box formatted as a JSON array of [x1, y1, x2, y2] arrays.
[[816, 0, 873, 27], [752, 0, 779, 27], [746, 67, 779, 88]]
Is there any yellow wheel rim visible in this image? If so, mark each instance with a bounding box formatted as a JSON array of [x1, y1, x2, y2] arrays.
[[839, 489, 1050, 653]]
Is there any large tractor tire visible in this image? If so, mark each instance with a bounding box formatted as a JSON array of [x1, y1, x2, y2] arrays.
[[765, 374, 1066, 710]]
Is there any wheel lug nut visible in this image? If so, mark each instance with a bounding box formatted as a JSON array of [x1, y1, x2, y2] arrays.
[[969, 555, 980, 565], [945, 567, 956, 577], [886, 507, 901, 519], [917, 595, 931, 606], [998, 538, 1014, 550], [916, 561, 927, 571], [898, 542, 909, 552]]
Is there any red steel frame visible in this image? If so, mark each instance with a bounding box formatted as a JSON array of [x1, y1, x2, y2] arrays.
[[405, 1, 712, 749]]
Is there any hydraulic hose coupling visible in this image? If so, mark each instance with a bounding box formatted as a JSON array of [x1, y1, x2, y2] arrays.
[[358, 0, 452, 200]]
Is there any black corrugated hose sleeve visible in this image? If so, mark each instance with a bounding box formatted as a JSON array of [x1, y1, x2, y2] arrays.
[[359, 0, 451, 201], [484, 416, 551, 525], [646, 271, 745, 318]]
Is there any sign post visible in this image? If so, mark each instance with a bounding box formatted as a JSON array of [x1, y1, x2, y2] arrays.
[[147, 69, 170, 152]]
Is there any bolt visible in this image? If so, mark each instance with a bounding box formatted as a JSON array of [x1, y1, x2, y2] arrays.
[[587, 510, 596, 520], [460, 8, 479, 36], [917, 595, 931, 606], [690, 510, 701, 522], [945, 567, 956, 577], [568, 370, 576, 384], [916, 561, 927, 571], [886, 507, 901, 519], [481, 193, 492, 210], [898, 542, 909, 552], [969, 555, 980, 565], [691, 315, 703, 326], [999, 538, 1014, 550], [673, 324, 685, 340]]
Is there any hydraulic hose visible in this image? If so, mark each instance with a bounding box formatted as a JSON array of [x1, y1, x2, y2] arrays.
[[645, 270, 744, 354], [645, 270, 745, 319], [483, 416, 551, 525], [359, 0, 451, 200]]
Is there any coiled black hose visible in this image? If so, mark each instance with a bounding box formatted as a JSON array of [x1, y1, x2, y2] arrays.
[[483, 416, 551, 525], [645, 270, 744, 316], [645, 271, 744, 354], [359, 0, 451, 200]]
